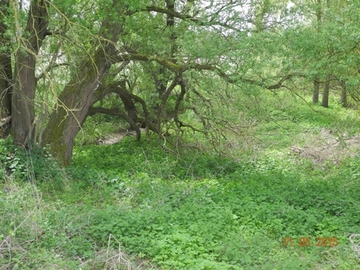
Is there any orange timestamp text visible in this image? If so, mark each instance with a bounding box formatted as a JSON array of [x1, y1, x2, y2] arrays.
[[283, 237, 338, 247]]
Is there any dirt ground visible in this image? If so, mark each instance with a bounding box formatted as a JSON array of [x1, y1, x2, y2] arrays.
[[97, 129, 145, 145], [290, 129, 360, 164]]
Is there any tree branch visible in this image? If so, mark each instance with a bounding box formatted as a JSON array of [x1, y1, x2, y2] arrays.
[[88, 106, 141, 140], [115, 53, 306, 90], [36, 63, 70, 81]]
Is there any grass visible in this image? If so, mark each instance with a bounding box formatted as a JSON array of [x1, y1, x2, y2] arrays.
[[1, 92, 360, 269]]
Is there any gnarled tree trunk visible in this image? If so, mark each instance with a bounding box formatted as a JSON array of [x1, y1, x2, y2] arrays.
[[42, 47, 116, 166], [42, 17, 123, 166]]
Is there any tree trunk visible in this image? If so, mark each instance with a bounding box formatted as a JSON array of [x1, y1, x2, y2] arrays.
[[42, 47, 116, 166], [0, 0, 12, 137], [340, 79, 347, 107], [11, 0, 49, 146], [321, 75, 330, 108], [0, 53, 12, 119], [41, 0, 127, 166], [312, 78, 320, 103], [12, 53, 37, 146], [153, 0, 179, 134]]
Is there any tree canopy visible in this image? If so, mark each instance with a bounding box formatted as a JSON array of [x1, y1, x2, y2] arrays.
[[1, 0, 360, 166]]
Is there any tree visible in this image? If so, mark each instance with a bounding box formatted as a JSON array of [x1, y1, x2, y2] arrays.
[[339, 79, 347, 107], [321, 74, 330, 108], [42, 1, 125, 165], [11, 0, 49, 146], [2, 0, 360, 167], [285, 0, 360, 107], [4, 0, 261, 165], [0, 0, 12, 136], [312, 79, 320, 103]]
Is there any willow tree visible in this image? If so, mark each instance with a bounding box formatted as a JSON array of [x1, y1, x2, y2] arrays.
[[3, 0, 336, 166], [0, 0, 279, 162]]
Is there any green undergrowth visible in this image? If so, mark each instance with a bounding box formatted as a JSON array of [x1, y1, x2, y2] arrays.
[[249, 92, 360, 150], [1, 133, 360, 269], [1, 95, 360, 269]]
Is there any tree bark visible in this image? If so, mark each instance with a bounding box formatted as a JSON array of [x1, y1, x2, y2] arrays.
[[11, 0, 49, 146], [312, 78, 320, 103], [43, 47, 115, 166], [42, 16, 123, 166], [0, 0, 12, 137], [340, 79, 347, 107], [322, 75, 330, 108]]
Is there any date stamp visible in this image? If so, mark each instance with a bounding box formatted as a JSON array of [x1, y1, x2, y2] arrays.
[[283, 237, 338, 247]]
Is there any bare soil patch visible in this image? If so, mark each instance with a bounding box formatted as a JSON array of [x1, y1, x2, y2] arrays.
[[290, 129, 360, 164], [97, 129, 144, 145]]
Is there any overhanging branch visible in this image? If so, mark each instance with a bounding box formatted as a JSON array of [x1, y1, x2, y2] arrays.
[[88, 106, 141, 140], [115, 53, 306, 90]]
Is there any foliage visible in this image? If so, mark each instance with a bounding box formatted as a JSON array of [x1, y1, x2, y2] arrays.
[[3, 90, 360, 269], [2, 0, 360, 269], [0, 137, 64, 190], [71, 137, 360, 269], [4, 0, 360, 165]]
